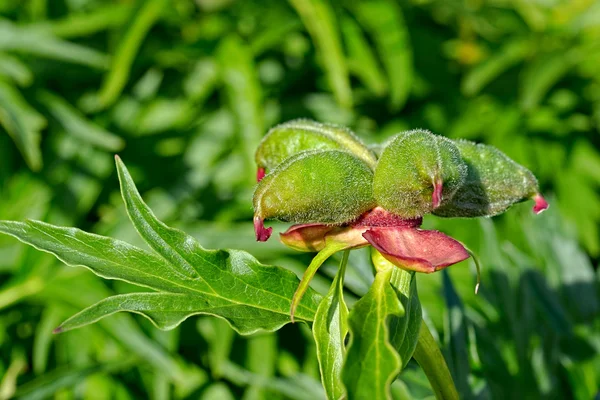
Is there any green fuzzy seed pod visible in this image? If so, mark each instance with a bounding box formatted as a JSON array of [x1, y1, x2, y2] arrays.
[[373, 130, 467, 218], [433, 140, 540, 217], [254, 149, 376, 224], [255, 119, 377, 172]]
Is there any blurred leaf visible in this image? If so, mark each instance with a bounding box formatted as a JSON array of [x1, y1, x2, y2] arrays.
[[289, 0, 352, 108], [218, 35, 264, 175], [40, 3, 132, 38], [343, 267, 402, 400], [197, 317, 235, 378], [14, 358, 136, 400], [441, 271, 471, 399], [0, 352, 27, 400], [96, 0, 166, 109], [220, 359, 325, 400], [0, 20, 109, 69], [243, 333, 278, 400], [0, 53, 33, 86], [313, 251, 349, 400], [341, 16, 386, 97], [38, 91, 124, 151], [0, 80, 45, 171], [349, 0, 412, 110], [462, 40, 530, 96], [520, 49, 580, 111]]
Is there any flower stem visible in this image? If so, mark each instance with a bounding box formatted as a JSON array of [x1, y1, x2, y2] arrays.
[[290, 241, 347, 322], [412, 323, 459, 400]]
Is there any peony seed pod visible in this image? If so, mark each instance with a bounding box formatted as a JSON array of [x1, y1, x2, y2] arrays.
[[255, 119, 377, 181], [433, 140, 548, 218], [373, 130, 467, 218], [253, 149, 376, 241]]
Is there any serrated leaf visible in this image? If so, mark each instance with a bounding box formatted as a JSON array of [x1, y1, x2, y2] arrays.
[[342, 267, 403, 400], [57, 292, 306, 332], [0, 80, 45, 171], [313, 251, 349, 400], [289, 0, 352, 108], [0, 158, 321, 335], [349, 0, 412, 110]]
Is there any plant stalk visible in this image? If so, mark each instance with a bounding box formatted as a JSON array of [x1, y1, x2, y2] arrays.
[[412, 323, 459, 400]]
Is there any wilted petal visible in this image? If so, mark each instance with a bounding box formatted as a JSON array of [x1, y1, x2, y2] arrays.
[[280, 224, 369, 252], [363, 227, 469, 273], [280, 224, 336, 251]]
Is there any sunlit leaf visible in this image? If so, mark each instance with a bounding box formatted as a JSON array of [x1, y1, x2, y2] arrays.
[[0, 158, 321, 334]]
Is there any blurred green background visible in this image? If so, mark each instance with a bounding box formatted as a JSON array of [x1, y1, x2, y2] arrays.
[[1, 0, 599, 398]]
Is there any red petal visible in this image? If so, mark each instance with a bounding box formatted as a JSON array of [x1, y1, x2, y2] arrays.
[[532, 194, 549, 214], [363, 227, 469, 273], [254, 217, 273, 242]]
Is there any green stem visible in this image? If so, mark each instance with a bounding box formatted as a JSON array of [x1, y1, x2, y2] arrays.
[[413, 323, 459, 400], [290, 241, 347, 322]]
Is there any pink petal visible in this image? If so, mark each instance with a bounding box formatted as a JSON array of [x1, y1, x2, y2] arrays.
[[533, 194, 549, 214], [254, 217, 273, 242], [363, 227, 469, 273], [257, 167, 266, 182]]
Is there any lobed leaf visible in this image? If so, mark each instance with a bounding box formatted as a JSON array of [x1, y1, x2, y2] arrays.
[[0, 158, 322, 335]]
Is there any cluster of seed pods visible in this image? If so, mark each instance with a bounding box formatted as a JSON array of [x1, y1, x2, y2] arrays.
[[253, 119, 548, 242]]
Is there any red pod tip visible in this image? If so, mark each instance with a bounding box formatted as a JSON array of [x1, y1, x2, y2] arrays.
[[254, 217, 273, 241], [533, 194, 549, 214], [257, 167, 266, 182]]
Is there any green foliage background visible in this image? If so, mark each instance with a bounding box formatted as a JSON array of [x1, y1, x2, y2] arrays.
[[1, 0, 599, 398]]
